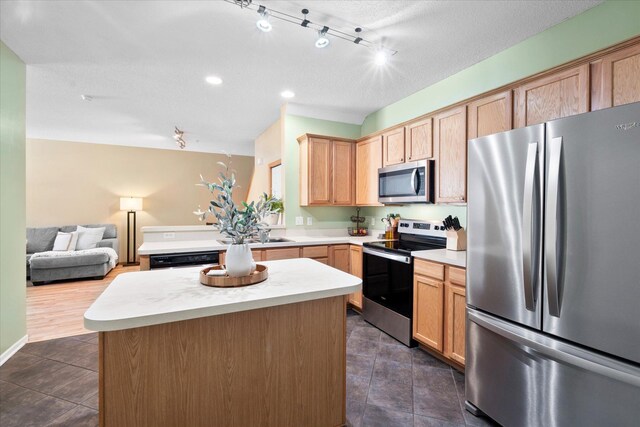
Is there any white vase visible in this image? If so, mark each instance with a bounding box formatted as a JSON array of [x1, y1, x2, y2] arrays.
[[225, 243, 256, 277]]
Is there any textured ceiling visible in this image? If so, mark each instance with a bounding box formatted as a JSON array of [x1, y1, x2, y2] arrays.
[[0, 0, 602, 155]]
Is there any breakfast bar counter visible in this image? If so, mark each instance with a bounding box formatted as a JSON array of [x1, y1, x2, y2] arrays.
[[85, 258, 361, 427]]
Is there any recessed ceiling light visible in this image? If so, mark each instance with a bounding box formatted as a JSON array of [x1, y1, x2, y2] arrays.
[[280, 90, 295, 99], [205, 76, 223, 85]]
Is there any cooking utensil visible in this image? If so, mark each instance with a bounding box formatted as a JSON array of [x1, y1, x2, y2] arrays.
[[453, 217, 461, 231]]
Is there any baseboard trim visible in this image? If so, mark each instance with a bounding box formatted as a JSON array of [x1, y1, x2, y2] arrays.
[[0, 335, 28, 366]]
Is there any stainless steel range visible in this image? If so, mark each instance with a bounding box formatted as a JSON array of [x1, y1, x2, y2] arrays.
[[362, 219, 446, 346]]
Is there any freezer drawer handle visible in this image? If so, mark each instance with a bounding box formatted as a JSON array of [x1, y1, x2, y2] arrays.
[[522, 142, 539, 311], [546, 137, 564, 317], [468, 309, 640, 388]]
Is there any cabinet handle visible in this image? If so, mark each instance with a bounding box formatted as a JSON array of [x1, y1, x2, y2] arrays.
[[400, 158, 404, 161]]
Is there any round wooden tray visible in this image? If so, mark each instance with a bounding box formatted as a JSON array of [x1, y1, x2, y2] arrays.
[[200, 264, 268, 288]]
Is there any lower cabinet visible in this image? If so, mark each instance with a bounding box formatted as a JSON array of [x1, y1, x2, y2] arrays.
[[347, 245, 363, 310], [413, 259, 466, 367], [329, 245, 350, 272]]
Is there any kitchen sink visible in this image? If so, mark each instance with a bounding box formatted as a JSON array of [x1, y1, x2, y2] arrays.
[[217, 237, 294, 244]]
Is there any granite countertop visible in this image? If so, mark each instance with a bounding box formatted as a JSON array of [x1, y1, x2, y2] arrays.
[[412, 249, 466, 268], [138, 235, 388, 255], [84, 258, 361, 332]]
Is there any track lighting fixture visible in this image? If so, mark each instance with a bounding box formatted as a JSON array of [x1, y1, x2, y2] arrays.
[[315, 26, 330, 49], [174, 127, 187, 149], [375, 49, 389, 65], [256, 5, 272, 32], [225, 1, 398, 62]]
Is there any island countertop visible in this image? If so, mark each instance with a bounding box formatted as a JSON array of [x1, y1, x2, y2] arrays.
[[84, 258, 361, 332]]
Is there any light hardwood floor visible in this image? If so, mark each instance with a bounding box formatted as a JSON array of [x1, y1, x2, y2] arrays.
[[26, 265, 139, 342]]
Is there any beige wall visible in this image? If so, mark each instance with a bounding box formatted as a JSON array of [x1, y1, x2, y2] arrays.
[[246, 118, 282, 203], [26, 139, 254, 261]]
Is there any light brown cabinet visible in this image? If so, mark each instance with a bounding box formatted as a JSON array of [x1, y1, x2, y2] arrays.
[[332, 141, 356, 205], [382, 127, 406, 166], [298, 134, 355, 206], [263, 247, 301, 261], [347, 245, 363, 310], [514, 64, 589, 128], [405, 117, 433, 161], [467, 90, 513, 139], [434, 106, 467, 204], [413, 258, 466, 367], [591, 43, 640, 110], [445, 283, 466, 365], [355, 135, 383, 206], [329, 245, 350, 273], [413, 274, 444, 352]]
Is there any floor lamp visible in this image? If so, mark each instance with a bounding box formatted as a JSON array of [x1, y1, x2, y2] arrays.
[[120, 197, 143, 265]]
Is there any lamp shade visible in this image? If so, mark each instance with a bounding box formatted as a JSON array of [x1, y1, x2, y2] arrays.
[[120, 197, 143, 211]]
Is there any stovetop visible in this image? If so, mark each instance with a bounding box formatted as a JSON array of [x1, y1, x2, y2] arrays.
[[363, 238, 445, 255]]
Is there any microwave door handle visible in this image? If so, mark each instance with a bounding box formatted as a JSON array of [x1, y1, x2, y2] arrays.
[[522, 142, 538, 311], [411, 168, 418, 195]]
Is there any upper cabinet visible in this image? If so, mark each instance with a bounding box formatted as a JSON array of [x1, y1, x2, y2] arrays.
[[356, 135, 383, 206], [382, 127, 406, 166], [591, 43, 640, 111], [434, 106, 467, 204], [298, 134, 355, 206], [468, 90, 513, 139], [514, 64, 589, 128], [405, 117, 433, 162]]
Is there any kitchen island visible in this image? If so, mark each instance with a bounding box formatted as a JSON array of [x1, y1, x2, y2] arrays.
[[84, 258, 361, 427]]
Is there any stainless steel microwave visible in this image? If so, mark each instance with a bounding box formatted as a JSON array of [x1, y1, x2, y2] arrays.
[[378, 160, 435, 204]]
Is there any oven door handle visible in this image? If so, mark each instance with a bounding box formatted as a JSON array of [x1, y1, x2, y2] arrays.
[[363, 247, 412, 264]]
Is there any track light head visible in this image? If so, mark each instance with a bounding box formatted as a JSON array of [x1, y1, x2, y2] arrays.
[[315, 26, 330, 48], [256, 7, 272, 32], [374, 49, 389, 65]]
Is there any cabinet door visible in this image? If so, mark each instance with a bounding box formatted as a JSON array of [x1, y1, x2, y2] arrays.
[[514, 64, 589, 128], [467, 90, 513, 139], [348, 245, 363, 310], [251, 250, 264, 262], [264, 247, 301, 261], [591, 43, 640, 110], [355, 136, 382, 206], [434, 106, 467, 204], [405, 117, 433, 161], [382, 127, 406, 166], [332, 140, 355, 205], [329, 245, 350, 273], [413, 275, 444, 351], [445, 283, 466, 365], [308, 137, 332, 205]]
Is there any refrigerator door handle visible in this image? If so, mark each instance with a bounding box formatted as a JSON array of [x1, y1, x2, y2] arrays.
[[522, 142, 539, 311], [468, 309, 640, 388], [546, 136, 564, 317]]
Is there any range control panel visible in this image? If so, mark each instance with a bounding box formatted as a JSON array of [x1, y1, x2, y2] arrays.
[[397, 219, 447, 238]]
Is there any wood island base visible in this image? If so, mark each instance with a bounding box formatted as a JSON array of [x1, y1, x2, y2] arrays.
[[99, 296, 347, 427]]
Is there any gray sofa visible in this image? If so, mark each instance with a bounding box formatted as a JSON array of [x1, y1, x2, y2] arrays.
[[27, 224, 119, 285]]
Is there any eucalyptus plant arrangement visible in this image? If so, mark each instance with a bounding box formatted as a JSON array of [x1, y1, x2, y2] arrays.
[[194, 155, 278, 245]]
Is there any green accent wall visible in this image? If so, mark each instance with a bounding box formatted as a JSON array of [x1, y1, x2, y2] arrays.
[[283, 114, 361, 229], [361, 0, 640, 135], [0, 41, 27, 355]]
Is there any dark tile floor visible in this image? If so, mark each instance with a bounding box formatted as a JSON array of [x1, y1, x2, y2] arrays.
[[0, 333, 99, 427], [345, 310, 497, 427], [0, 311, 497, 426]]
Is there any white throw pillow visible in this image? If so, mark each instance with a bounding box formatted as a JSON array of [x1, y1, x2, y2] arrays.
[[52, 232, 72, 251], [67, 231, 79, 251], [75, 226, 105, 250]]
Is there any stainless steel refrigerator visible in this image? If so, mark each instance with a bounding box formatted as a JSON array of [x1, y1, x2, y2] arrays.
[[466, 102, 640, 427]]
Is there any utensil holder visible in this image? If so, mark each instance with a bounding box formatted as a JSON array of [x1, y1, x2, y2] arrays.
[[446, 229, 467, 251]]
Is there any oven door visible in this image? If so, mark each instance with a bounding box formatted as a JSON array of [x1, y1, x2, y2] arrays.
[[378, 160, 434, 204], [362, 248, 413, 318]]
